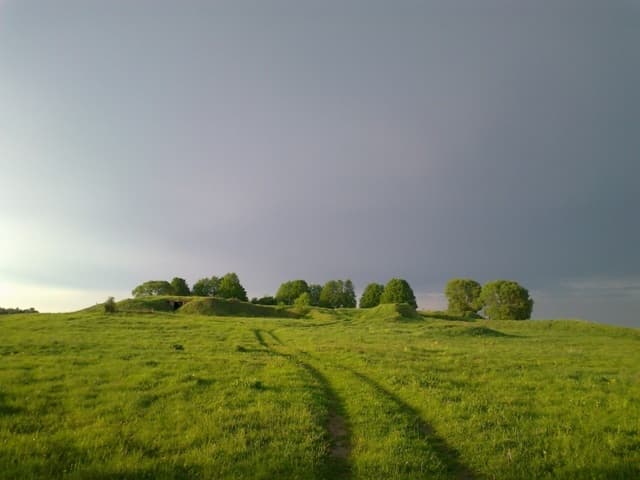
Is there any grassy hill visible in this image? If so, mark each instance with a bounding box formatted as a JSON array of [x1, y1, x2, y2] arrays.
[[0, 302, 638, 479]]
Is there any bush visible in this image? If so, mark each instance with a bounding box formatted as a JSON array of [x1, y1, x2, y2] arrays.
[[444, 278, 482, 315], [104, 297, 117, 313], [479, 280, 533, 320], [380, 278, 417, 308]]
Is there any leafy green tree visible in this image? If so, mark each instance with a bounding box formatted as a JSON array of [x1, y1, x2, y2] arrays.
[[192, 276, 219, 297], [319, 279, 356, 308], [170, 277, 191, 296], [319, 280, 340, 308], [308, 284, 322, 306], [343, 279, 357, 308], [132, 280, 174, 297], [444, 278, 482, 315], [217, 272, 248, 301], [479, 280, 533, 320], [359, 283, 384, 308], [294, 292, 311, 307], [380, 278, 417, 308], [275, 280, 310, 305]]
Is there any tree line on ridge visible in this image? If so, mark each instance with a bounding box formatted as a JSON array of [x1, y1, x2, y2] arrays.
[[130, 274, 532, 320]]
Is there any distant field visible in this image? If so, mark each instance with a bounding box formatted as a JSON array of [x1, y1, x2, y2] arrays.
[[0, 300, 638, 479]]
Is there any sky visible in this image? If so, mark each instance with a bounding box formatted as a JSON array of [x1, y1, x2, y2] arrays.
[[1, 1, 639, 326]]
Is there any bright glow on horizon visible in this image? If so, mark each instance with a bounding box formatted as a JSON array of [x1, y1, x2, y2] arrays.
[[0, 280, 129, 313]]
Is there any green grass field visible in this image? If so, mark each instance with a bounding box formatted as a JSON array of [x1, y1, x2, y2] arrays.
[[1, 299, 639, 479]]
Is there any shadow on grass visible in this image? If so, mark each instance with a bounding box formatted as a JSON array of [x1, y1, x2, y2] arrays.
[[296, 360, 352, 479], [344, 367, 478, 480], [555, 466, 640, 480], [434, 324, 520, 338], [253, 329, 352, 480], [80, 464, 202, 479], [419, 311, 480, 322], [0, 392, 22, 416], [455, 326, 517, 338], [253, 329, 268, 348], [288, 321, 344, 328], [266, 329, 284, 345]]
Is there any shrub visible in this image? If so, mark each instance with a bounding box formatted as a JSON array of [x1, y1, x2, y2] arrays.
[[104, 297, 117, 313]]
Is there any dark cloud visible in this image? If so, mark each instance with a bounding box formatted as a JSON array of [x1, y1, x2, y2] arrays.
[[0, 1, 638, 324]]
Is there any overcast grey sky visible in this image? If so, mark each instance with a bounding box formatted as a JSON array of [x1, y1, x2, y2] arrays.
[[1, 1, 639, 326]]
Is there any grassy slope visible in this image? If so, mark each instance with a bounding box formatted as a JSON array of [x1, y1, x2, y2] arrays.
[[0, 306, 638, 479]]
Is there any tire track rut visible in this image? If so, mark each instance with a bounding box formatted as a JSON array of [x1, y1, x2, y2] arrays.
[[253, 328, 477, 479], [252, 329, 352, 478]]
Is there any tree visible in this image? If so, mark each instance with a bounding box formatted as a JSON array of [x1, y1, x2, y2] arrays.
[[170, 277, 191, 296], [479, 280, 533, 320], [104, 297, 117, 313], [275, 280, 310, 305], [294, 292, 311, 307], [192, 276, 219, 297], [319, 280, 340, 308], [319, 279, 356, 308], [308, 284, 322, 306], [343, 280, 357, 308], [132, 280, 174, 297], [444, 278, 482, 315], [0, 306, 38, 314], [217, 272, 248, 301], [359, 283, 384, 308], [380, 278, 417, 308]]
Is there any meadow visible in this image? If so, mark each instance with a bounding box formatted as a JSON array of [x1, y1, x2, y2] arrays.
[[0, 298, 638, 479]]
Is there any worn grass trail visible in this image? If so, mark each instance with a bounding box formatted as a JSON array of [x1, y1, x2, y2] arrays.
[[268, 315, 640, 480], [251, 329, 351, 478], [254, 327, 475, 479]]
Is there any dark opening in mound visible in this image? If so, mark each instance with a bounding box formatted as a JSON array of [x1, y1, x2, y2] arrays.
[[170, 301, 183, 312]]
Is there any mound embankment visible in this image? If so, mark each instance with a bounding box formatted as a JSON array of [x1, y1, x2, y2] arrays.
[[358, 303, 419, 321], [178, 297, 301, 318], [116, 296, 193, 312]]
